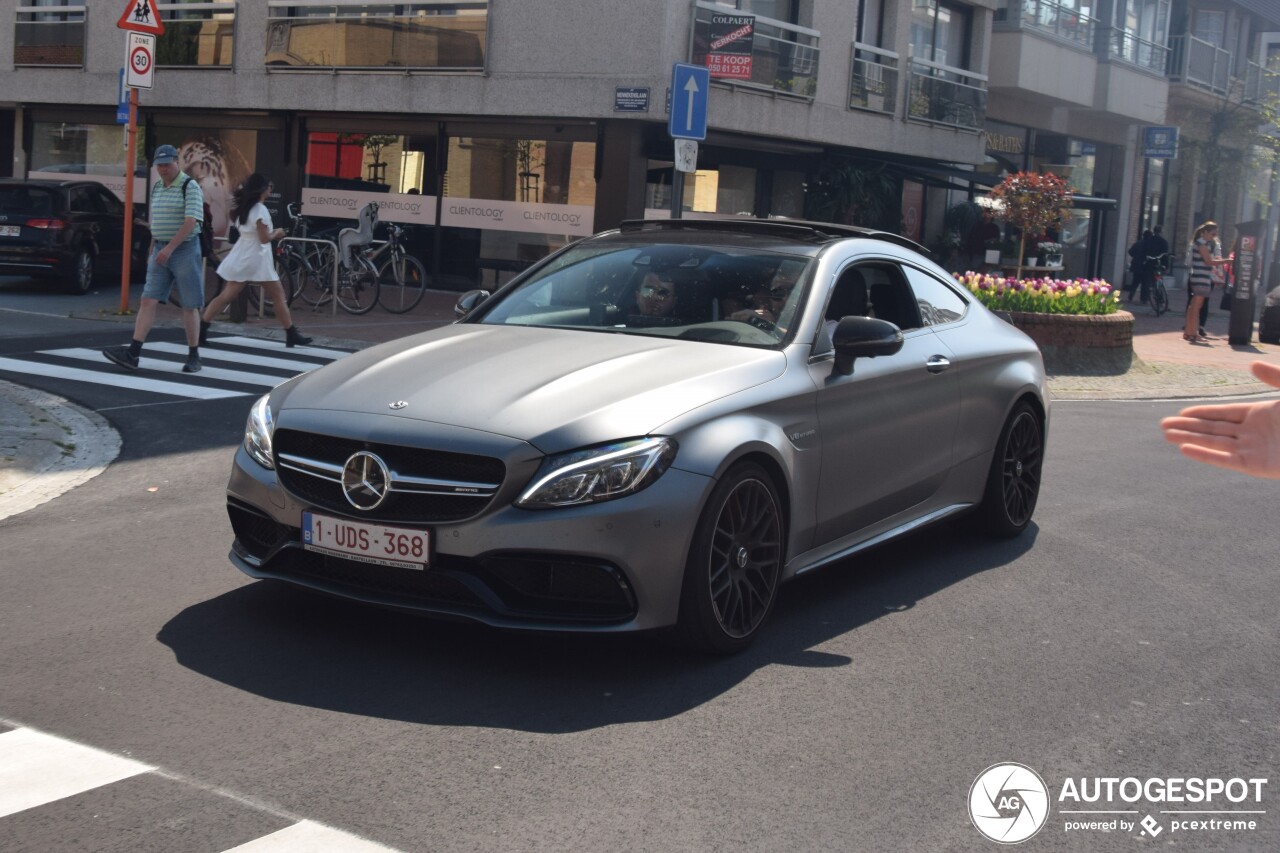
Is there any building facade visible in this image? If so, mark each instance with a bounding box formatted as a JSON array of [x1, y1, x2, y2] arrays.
[[2, 1, 1274, 291]]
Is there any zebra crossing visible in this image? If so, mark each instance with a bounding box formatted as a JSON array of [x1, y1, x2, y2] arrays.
[[0, 726, 400, 852], [0, 336, 350, 402]]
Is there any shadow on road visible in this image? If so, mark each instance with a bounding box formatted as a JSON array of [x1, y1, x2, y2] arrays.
[[158, 524, 1037, 733]]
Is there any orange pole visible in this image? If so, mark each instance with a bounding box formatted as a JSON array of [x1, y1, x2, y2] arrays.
[[119, 87, 138, 314]]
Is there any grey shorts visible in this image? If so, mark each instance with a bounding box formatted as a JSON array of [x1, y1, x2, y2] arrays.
[[142, 239, 204, 309]]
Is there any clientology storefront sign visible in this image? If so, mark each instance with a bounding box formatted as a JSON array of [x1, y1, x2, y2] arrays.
[[301, 189, 437, 226], [441, 199, 595, 237]]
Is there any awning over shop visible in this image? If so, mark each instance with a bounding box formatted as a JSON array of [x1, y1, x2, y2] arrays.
[[891, 162, 1118, 210]]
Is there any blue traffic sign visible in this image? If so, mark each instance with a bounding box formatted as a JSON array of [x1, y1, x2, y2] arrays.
[[116, 69, 129, 124], [668, 63, 709, 141]]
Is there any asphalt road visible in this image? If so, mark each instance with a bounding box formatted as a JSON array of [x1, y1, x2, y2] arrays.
[[1, 294, 1277, 851]]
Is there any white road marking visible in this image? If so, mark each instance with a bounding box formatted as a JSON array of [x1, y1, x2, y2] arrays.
[[209, 335, 351, 359], [142, 342, 336, 372], [222, 820, 402, 852], [0, 727, 153, 818], [0, 356, 247, 399], [0, 725, 403, 851], [48, 348, 289, 387]]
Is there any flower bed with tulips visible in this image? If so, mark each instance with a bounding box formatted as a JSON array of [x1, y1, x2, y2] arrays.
[[954, 273, 1132, 374], [955, 272, 1120, 316]]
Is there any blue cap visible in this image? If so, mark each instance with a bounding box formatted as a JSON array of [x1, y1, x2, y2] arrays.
[[153, 144, 179, 165]]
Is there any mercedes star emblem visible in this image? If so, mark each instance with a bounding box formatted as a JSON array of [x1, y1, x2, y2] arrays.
[[341, 451, 392, 510], [389, 401, 408, 410]]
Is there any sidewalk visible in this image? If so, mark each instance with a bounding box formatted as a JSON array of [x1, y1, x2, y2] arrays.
[[3, 287, 1278, 522]]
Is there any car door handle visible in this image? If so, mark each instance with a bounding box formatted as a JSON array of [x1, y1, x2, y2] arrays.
[[925, 355, 951, 373]]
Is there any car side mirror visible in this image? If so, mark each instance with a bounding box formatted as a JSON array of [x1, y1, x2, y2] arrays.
[[831, 316, 903, 376], [454, 289, 491, 318]]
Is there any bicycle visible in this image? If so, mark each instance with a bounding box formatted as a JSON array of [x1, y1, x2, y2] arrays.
[[1143, 253, 1170, 317], [371, 222, 428, 313], [277, 203, 380, 315]]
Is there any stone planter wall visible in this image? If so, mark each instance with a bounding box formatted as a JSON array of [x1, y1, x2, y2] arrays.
[[1006, 310, 1134, 374]]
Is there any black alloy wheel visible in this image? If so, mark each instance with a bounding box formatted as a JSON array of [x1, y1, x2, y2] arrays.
[[977, 402, 1043, 537], [678, 462, 784, 654], [66, 248, 94, 294]]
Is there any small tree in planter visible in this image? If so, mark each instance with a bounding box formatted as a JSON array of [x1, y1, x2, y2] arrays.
[[986, 172, 1074, 280]]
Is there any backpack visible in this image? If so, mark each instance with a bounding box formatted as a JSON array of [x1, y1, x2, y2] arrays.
[[180, 176, 216, 258]]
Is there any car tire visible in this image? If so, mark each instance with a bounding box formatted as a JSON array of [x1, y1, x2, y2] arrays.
[[66, 248, 94, 294], [676, 462, 784, 654], [975, 401, 1043, 538]]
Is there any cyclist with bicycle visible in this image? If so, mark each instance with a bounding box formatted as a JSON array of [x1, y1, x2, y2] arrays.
[[1138, 225, 1170, 306]]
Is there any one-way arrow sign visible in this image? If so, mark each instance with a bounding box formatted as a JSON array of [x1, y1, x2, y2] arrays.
[[668, 63, 709, 141]]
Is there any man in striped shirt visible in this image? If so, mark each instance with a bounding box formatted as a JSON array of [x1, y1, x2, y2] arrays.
[[102, 144, 206, 373]]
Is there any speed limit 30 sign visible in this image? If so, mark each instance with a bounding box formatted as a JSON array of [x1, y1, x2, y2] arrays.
[[125, 32, 155, 89]]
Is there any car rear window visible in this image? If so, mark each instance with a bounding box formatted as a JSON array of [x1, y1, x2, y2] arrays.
[[0, 186, 59, 218]]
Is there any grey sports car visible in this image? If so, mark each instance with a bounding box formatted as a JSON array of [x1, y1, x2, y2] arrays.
[[226, 219, 1047, 653]]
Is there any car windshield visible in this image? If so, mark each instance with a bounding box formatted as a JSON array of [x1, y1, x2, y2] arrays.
[[475, 240, 814, 347]]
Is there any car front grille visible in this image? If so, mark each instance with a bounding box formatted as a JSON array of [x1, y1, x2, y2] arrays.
[[272, 428, 506, 523]]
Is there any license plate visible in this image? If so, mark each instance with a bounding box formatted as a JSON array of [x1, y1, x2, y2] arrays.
[[0, 225, 18, 237], [302, 511, 431, 570]]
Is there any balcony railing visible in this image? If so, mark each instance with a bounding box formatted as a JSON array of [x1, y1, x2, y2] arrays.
[[14, 3, 85, 67], [849, 43, 898, 115], [999, 0, 1096, 51], [1105, 28, 1168, 73], [1168, 34, 1230, 95], [1244, 59, 1280, 105], [157, 2, 235, 68], [907, 59, 987, 130], [265, 1, 488, 71], [691, 1, 821, 99]]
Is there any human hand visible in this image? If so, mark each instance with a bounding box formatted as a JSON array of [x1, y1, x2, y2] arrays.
[[1160, 361, 1280, 478], [155, 246, 172, 266]]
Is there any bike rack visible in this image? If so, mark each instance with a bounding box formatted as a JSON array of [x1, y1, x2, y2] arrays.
[[279, 237, 340, 316]]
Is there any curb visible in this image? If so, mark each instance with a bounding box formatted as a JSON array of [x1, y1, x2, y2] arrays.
[[0, 379, 121, 523]]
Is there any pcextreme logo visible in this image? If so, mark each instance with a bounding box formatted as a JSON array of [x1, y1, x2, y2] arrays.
[[969, 763, 1269, 844]]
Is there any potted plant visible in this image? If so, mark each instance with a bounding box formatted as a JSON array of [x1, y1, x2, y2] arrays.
[[986, 172, 1074, 280], [1038, 241, 1063, 267]]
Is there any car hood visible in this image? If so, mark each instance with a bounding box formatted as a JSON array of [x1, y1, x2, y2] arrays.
[[279, 324, 786, 452]]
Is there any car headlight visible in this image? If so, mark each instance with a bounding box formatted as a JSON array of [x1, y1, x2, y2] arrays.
[[517, 437, 677, 509], [244, 394, 275, 470]]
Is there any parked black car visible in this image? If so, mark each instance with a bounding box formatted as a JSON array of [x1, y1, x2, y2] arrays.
[[0, 179, 150, 294]]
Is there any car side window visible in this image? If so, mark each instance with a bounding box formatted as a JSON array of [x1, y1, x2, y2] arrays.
[[902, 266, 968, 326], [95, 187, 124, 217], [70, 187, 104, 214], [860, 263, 923, 332]]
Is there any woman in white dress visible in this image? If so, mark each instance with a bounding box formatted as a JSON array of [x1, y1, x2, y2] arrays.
[[199, 173, 311, 347]]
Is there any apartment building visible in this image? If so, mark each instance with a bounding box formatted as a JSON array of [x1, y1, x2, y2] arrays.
[[2, 1, 1273, 290]]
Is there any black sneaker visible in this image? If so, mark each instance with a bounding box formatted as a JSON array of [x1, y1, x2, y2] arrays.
[[102, 346, 139, 371], [182, 354, 202, 373]]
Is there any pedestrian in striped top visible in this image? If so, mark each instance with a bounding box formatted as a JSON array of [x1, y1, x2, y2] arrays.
[[1184, 221, 1228, 344], [102, 144, 206, 374]]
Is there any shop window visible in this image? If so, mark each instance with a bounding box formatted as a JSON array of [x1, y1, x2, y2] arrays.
[[442, 136, 597, 288], [772, 171, 805, 218], [27, 120, 146, 201], [157, 0, 236, 68], [15, 1, 84, 67], [644, 163, 758, 219], [266, 2, 487, 71]]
